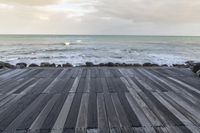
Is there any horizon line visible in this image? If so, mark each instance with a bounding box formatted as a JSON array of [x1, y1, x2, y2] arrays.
[[0, 34, 200, 37]]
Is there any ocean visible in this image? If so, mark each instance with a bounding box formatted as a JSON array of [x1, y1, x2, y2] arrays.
[[0, 35, 200, 66]]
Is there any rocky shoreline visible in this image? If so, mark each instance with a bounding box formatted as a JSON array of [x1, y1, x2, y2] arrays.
[[0, 61, 197, 68], [1, 61, 200, 77]]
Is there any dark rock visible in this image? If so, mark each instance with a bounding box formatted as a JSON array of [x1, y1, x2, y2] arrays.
[[40, 62, 50, 67], [99, 63, 105, 66], [143, 63, 159, 67], [151, 64, 160, 67], [29, 64, 39, 67], [143, 63, 152, 67], [16, 62, 27, 68], [57, 64, 62, 67], [49, 63, 56, 67], [133, 64, 142, 67], [115, 63, 120, 66], [161, 64, 168, 67], [107, 62, 115, 67], [192, 63, 200, 73], [173, 64, 189, 68], [85, 62, 94, 67], [185, 61, 195, 66], [0, 61, 15, 69], [62, 63, 73, 67]]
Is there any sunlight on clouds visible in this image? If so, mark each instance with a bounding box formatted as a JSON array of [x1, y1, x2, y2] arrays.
[[0, 0, 200, 35], [0, 3, 14, 9]]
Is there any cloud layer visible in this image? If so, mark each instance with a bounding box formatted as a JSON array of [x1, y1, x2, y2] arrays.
[[0, 0, 200, 35]]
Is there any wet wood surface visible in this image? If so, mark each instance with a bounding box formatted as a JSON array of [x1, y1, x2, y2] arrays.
[[0, 67, 200, 133]]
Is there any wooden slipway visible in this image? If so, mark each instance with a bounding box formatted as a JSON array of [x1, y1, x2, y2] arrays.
[[0, 67, 200, 133]]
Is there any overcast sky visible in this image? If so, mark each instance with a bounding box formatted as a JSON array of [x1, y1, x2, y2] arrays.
[[0, 0, 200, 35]]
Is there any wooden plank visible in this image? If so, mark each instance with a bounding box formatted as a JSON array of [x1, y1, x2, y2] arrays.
[[120, 77, 162, 127], [75, 93, 89, 131], [0, 94, 39, 131], [97, 93, 109, 133], [117, 93, 141, 127], [111, 93, 132, 132], [64, 93, 83, 129], [104, 93, 121, 132], [51, 93, 75, 133], [3, 94, 51, 133], [153, 92, 200, 133], [40, 94, 69, 130], [28, 94, 60, 132], [87, 93, 97, 129]]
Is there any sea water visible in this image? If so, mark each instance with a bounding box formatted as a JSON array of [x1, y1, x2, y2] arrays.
[[0, 35, 200, 66]]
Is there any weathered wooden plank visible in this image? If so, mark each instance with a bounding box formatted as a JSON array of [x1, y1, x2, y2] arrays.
[[40, 94, 69, 130], [111, 93, 132, 131], [120, 77, 162, 127], [97, 93, 109, 133], [3, 94, 51, 133], [87, 93, 97, 129], [75, 93, 89, 130], [0, 93, 39, 131], [64, 93, 83, 129], [104, 93, 121, 132], [28, 94, 60, 132], [51, 93, 75, 133], [0, 67, 199, 133]]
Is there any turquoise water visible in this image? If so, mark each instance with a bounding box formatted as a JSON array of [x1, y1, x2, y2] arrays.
[[0, 35, 200, 66]]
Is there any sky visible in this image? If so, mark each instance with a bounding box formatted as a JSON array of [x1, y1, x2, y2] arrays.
[[0, 0, 200, 35]]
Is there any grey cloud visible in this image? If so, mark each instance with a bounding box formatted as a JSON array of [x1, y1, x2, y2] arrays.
[[92, 0, 200, 23]]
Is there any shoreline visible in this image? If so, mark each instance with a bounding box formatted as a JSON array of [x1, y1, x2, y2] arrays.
[[0, 61, 197, 69]]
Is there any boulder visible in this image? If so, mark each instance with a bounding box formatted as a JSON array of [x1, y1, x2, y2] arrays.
[[107, 62, 115, 67], [62, 63, 73, 67], [85, 62, 94, 67], [161, 64, 168, 67], [196, 70, 200, 77], [143, 63, 159, 67], [99, 63, 105, 66], [40, 62, 50, 67], [0, 61, 15, 69], [133, 64, 142, 67], [192, 63, 200, 73], [185, 61, 195, 66], [57, 64, 62, 67], [49, 63, 56, 67], [29, 63, 39, 67], [173, 64, 188, 68], [16, 62, 27, 68]]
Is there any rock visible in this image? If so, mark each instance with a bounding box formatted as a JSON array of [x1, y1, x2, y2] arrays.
[[173, 64, 188, 68], [0, 61, 15, 69], [85, 62, 94, 67], [196, 70, 200, 77], [29, 64, 39, 67], [16, 62, 27, 68], [99, 63, 105, 66], [132, 64, 142, 67], [161, 64, 168, 67], [185, 61, 195, 66], [49, 63, 56, 67], [40, 62, 50, 67], [143, 63, 160, 67], [62, 63, 73, 67], [107, 62, 115, 67], [57, 64, 62, 67], [192, 63, 200, 73], [143, 63, 152, 67]]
